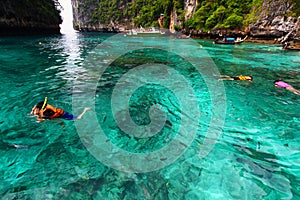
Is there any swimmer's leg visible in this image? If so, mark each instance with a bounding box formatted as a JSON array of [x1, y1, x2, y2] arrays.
[[213, 74, 231, 78], [218, 77, 235, 81], [212, 74, 235, 81], [76, 107, 92, 120], [291, 89, 300, 95]]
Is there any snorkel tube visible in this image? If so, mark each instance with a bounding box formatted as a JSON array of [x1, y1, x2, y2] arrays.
[[41, 97, 48, 110]]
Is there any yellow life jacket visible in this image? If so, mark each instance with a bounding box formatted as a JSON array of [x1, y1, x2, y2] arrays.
[[236, 75, 252, 81]]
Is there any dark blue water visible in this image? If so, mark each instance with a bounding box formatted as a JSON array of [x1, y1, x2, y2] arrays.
[[0, 32, 299, 199]]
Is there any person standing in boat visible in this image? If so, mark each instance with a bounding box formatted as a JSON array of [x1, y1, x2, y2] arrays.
[[222, 35, 227, 42], [236, 37, 242, 42], [282, 42, 290, 49]]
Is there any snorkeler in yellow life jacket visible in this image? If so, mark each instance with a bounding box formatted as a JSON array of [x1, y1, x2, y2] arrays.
[[218, 75, 253, 82], [233, 75, 253, 81], [31, 97, 91, 121]]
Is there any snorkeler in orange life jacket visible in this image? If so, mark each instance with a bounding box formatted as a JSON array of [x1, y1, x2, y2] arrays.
[[31, 97, 91, 121], [218, 75, 253, 82]]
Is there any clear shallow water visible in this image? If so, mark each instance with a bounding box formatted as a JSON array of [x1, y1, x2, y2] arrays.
[[0, 33, 299, 199]]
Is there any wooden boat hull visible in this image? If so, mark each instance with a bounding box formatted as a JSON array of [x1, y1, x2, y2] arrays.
[[282, 46, 300, 51], [213, 40, 244, 45]]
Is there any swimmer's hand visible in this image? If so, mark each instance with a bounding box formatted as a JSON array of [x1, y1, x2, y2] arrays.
[[30, 106, 36, 115], [36, 117, 45, 122]]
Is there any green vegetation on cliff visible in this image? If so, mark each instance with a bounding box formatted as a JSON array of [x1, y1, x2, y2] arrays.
[[89, 0, 128, 25], [0, 0, 61, 24], [0, 0, 62, 35], [291, 0, 300, 17], [79, 0, 299, 31], [127, 0, 184, 28], [186, 0, 260, 30], [84, 0, 183, 28]]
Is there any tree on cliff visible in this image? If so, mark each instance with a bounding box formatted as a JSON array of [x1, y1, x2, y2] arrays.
[[186, 0, 253, 31]]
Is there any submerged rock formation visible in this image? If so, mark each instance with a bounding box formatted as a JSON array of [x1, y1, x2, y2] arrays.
[[0, 0, 62, 36]]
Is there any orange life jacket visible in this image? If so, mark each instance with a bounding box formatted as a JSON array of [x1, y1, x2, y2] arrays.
[[40, 104, 64, 119]]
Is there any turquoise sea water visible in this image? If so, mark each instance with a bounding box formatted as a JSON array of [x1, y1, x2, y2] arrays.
[[0, 32, 299, 199]]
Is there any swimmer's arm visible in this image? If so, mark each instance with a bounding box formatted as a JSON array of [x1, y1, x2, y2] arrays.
[[30, 106, 37, 115], [36, 116, 46, 122]]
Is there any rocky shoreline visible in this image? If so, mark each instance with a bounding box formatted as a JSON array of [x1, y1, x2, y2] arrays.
[[0, 22, 61, 36], [70, 0, 299, 45], [187, 13, 300, 44], [71, 16, 300, 45]]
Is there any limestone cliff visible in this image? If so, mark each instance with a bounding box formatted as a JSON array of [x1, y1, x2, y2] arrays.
[[71, 0, 99, 31], [70, 0, 299, 40], [249, 0, 300, 39], [184, 0, 198, 21], [71, 0, 124, 32], [71, 0, 197, 32], [0, 0, 62, 36]]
